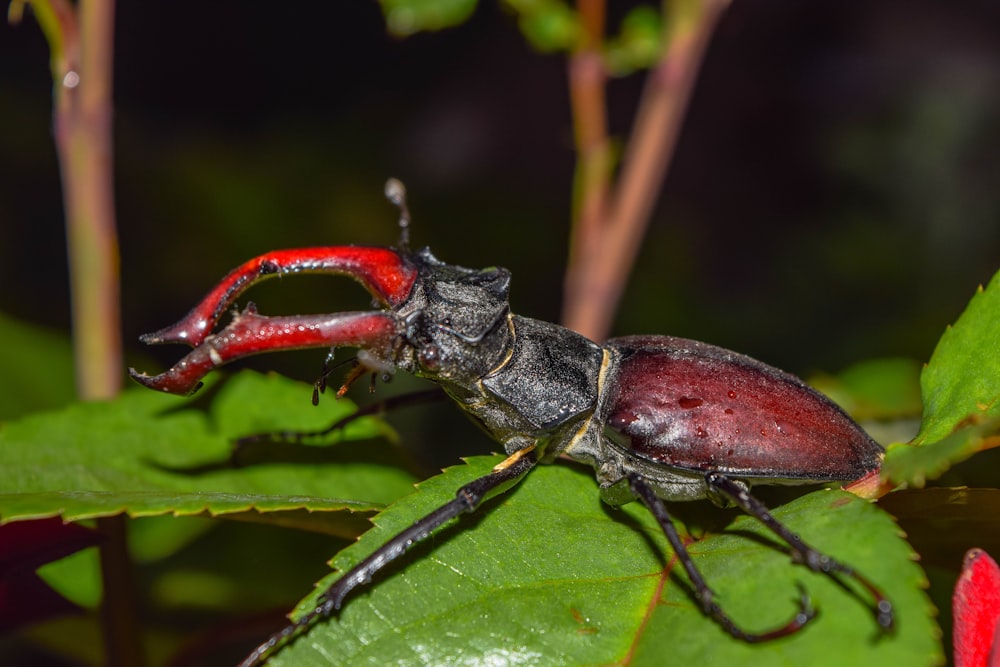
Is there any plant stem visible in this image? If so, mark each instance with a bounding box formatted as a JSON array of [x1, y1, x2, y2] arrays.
[[95, 513, 143, 667], [32, 0, 141, 663], [564, 0, 611, 336], [54, 0, 122, 400], [562, 0, 731, 341]]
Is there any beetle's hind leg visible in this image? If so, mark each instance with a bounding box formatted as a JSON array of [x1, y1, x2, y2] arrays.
[[705, 471, 894, 634], [628, 474, 816, 642]]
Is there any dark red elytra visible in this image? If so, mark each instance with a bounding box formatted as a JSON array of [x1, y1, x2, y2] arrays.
[[605, 335, 883, 481], [678, 396, 704, 409]]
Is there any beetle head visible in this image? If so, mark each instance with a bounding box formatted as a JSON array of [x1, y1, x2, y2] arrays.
[[396, 248, 513, 388]]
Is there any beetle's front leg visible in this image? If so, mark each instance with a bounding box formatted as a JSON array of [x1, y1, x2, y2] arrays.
[[239, 446, 539, 667], [705, 471, 894, 633]]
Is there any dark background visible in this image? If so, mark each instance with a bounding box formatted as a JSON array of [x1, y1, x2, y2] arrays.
[[1, 0, 999, 409]]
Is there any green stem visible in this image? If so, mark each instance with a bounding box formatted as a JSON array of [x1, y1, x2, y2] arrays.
[[54, 0, 122, 400]]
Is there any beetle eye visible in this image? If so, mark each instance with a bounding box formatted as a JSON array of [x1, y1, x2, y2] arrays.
[[418, 345, 441, 371]]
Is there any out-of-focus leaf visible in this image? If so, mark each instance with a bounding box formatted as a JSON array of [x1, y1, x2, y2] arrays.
[[0, 518, 102, 630], [604, 6, 663, 75], [379, 0, 478, 36], [504, 0, 580, 53], [810, 357, 923, 422], [263, 456, 940, 667], [34, 545, 102, 610], [0, 312, 75, 420], [7, 0, 71, 70], [126, 515, 216, 563]]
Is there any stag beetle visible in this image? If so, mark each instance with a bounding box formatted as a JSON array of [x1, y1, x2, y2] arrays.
[[130, 180, 893, 666]]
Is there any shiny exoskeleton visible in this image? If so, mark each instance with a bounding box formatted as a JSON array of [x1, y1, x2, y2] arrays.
[[130, 181, 893, 666]]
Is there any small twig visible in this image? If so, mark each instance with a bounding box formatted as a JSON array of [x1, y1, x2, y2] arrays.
[[562, 0, 731, 341], [564, 0, 611, 334]]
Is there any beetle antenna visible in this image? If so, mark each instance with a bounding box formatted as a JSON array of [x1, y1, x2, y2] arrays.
[[384, 178, 411, 251]]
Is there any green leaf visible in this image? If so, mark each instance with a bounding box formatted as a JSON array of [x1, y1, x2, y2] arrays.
[[0, 312, 76, 420], [264, 456, 940, 666], [504, 0, 581, 53], [604, 6, 664, 75], [0, 371, 419, 530], [809, 357, 923, 423], [915, 272, 1000, 444], [36, 546, 102, 609], [7, 1, 70, 73], [883, 269, 1000, 485], [884, 416, 1000, 488], [379, 0, 478, 36]]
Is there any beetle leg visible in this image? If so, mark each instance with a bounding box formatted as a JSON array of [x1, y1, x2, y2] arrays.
[[705, 471, 894, 633], [139, 246, 417, 348], [129, 308, 398, 395], [628, 474, 816, 642], [311, 350, 354, 404], [238, 446, 539, 667]]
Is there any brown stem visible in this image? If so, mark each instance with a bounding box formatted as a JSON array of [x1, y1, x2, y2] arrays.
[[563, 0, 610, 331], [54, 0, 122, 400], [96, 515, 144, 667], [562, 0, 731, 341]]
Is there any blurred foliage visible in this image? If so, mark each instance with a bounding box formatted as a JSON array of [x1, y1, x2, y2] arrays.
[[810, 357, 923, 423], [503, 0, 581, 53], [379, 0, 478, 35], [378, 0, 666, 72], [0, 312, 76, 420], [604, 6, 663, 75]]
